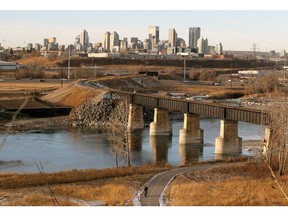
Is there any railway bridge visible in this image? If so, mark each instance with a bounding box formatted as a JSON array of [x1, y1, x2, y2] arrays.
[[112, 91, 270, 157]]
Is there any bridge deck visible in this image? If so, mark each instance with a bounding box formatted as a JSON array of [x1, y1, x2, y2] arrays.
[[114, 92, 270, 125]]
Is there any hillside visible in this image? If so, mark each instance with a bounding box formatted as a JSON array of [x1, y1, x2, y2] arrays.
[[41, 81, 107, 108], [17, 55, 65, 67]]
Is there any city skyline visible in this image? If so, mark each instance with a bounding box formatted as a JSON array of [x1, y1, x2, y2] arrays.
[[1, 9, 288, 52]]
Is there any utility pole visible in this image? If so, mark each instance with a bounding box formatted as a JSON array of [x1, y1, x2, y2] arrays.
[[178, 52, 189, 82], [68, 45, 71, 80], [183, 56, 186, 82], [283, 65, 288, 85]]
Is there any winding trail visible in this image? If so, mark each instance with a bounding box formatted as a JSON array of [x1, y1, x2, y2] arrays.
[[140, 162, 246, 206]]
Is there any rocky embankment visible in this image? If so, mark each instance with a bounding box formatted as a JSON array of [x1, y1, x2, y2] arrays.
[[71, 97, 156, 128], [71, 98, 115, 127]]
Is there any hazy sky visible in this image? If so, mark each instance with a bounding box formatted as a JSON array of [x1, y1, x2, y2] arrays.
[[1, 0, 288, 51]]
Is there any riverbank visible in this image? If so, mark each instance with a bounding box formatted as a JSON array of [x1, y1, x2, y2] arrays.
[[1, 158, 287, 206], [0, 116, 72, 134]]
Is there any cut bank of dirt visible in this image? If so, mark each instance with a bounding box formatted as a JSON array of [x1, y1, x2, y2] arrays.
[[40, 81, 107, 108]]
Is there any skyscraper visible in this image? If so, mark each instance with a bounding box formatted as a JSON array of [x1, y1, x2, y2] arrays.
[[80, 29, 89, 52], [48, 37, 56, 43], [197, 37, 208, 54], [43, 38, 49, 50], [120, 38, 128, 53], [148, 26, 159, 51], [215, 42, 223, 55], [168, 28, 177, 48], [131, 37, 138, 49], [110, 31, 120, 52], [103, 31, 111, 52], [189, 27, 200, 50]]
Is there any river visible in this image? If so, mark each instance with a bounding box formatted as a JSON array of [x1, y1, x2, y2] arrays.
[[0, 119, 264, 173]]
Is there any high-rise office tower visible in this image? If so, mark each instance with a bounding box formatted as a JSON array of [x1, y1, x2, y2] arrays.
[[103, 31, 111, 52], [43, 38, 49, 49], [120, 38, 128, 53], [27, 43, 33, 51], [143, 39, 149, 50], [110, 31, 120, 52], [197, 37, 208, 54], [131, 37, 138, 49], [189, 27, 200, 50], [168, 28, 177, 48], [215, 42, 223, 55], [48, 37, 56, 43], [148, 26, 159, 51], [80, 29, 89, 52], [34, 43, 41, 51]]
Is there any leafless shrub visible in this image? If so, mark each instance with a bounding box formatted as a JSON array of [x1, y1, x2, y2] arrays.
[[261, 94, 288, 200], [106, 98, 131, 167], [256, 72, 281, 93]]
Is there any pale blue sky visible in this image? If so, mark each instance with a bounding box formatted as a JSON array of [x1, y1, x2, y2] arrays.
[[1, 1, 288, 51]]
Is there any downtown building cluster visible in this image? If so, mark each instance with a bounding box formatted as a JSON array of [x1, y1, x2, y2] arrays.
[[78, 26, 224, 56], [0, 26, 224, 58]]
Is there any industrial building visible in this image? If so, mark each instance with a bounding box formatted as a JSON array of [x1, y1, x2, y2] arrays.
[[238, 70, 267, 77], [0, 61, 18, 70]]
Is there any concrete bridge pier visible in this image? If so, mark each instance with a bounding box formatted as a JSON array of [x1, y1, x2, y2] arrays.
[[127, 104, 144, 131], [215, 120, 242, 155], [179, 113, 203, 144], [150, 108, 172, 136]]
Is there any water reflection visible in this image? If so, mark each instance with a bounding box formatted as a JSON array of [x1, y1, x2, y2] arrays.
[[179, 143, 203, 165], [0, 120, 264, 173], [150, 136, 171, 163], [128, 130, 142, 151]]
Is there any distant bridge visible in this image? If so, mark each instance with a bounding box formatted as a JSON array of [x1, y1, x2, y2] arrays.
[[113, 91, 270, 126], [111, 91, 271, 158]]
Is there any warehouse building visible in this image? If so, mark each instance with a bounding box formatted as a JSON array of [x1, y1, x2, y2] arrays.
[[0, 61, 18, 70]]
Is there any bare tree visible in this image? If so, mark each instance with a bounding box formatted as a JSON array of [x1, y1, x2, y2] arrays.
[[35, 161, 60, 206], [0, 98, 28, 152], [256, 71, 281, 93], [106, 98, 131, 167], [263, 95, 288, 175], [260, 94, 288, 200]]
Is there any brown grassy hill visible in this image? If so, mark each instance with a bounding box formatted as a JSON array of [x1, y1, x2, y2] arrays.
[[17, 55, 64, 67], [41, 81, 107, 108]]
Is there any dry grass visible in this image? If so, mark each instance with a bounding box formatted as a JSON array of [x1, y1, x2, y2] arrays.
[[0, 165, 170, 190], [0, 165, 166, 206], [54, 183, 131, 206], [2, 161, 288, 206], [0, 82, 64, 92], [4, 194, 75, 206], [41, 82, 103, 107], [17, 55, 65, 67], [166, 162, 288, 206]]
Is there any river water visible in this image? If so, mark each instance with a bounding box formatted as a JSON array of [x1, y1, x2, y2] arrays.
[[0, 119, 264, 173]]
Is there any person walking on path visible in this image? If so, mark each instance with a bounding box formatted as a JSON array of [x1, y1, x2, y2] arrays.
[[144, 186, 149, 197]]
